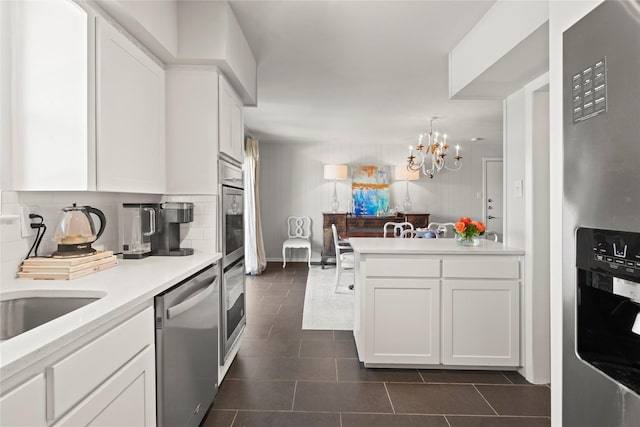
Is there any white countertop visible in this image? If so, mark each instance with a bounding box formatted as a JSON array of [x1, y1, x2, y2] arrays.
[[0, 251, 220, 380], [348, 237, 525, 255]]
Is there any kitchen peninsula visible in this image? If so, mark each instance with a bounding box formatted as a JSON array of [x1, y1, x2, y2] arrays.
[[349, 237, 524, 369]]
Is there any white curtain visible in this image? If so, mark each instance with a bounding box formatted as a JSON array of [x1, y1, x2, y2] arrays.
[[244, 136, 267, 274]]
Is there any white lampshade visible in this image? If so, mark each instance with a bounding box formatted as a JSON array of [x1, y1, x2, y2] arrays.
[[395, 165, 419, 181], [323, 164, 348, 180]]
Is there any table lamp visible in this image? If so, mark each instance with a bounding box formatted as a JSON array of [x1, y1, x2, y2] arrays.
[[395, 165, 419, 212], [324, 164, 348, 212]]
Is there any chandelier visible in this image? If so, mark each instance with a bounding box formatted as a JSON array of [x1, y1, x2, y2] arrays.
[[407, 118, 462, 178]]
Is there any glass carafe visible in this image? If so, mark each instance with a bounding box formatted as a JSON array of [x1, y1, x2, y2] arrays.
[[121, 204, 156, 259]]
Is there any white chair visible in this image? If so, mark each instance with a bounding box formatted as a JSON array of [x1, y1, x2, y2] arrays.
[[383, 221, 414, 238], [427, 222, 456, 238], [485, 231, 499, 242], [402, 229, 439, 238], [332, 224, 354, 292], [400, 229, 419, 238], [282, 216, 311, 268]]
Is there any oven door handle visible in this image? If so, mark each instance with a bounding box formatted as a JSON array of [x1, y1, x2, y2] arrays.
[[167, 278, 216, 319], [224, 257, 244, 274]]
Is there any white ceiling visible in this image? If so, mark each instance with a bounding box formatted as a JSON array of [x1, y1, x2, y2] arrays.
[[229, 0, 504, 147]]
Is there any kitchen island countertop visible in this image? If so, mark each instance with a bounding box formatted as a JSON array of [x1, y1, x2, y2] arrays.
[[348, 237, 524, 255], [0, 251, 220, 380]]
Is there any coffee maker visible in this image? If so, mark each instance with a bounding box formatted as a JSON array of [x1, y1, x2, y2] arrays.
[[150, 202, 195, 256], [121, 202, 195, 257]]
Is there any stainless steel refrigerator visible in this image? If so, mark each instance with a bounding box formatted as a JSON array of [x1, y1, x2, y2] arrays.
[[563, 1, 640, 425]]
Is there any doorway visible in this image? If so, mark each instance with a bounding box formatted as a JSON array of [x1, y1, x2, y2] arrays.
[[483, 158, 503, 241]]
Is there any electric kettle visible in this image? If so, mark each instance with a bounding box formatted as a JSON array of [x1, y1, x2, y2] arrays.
[[52, 204, 107, 257]]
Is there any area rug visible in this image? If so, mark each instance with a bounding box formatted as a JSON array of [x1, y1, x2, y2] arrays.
[[302, 265, 354, 330]]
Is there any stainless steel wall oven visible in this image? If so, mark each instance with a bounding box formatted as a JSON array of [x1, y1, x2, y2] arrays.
[[219, 159, 246, 364]]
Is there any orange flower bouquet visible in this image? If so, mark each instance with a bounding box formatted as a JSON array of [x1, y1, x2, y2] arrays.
[[454, 217, 485, 246]]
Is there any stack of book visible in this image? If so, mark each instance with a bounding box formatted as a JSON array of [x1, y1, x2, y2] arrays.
[[18, 251, 118, 280]]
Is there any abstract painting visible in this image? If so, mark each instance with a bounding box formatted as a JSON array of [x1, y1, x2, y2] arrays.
[[352, 165, 390, 216]]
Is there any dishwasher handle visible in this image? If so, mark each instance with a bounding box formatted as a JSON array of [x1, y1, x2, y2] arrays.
[[167, 277, 216, 319]]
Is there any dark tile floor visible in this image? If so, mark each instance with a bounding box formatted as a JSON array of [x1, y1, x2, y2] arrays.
[[204, 262, 550, 427]]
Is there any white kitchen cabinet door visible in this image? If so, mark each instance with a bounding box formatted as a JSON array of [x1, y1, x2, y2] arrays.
[[47, 307, 154, 420], [219, 75, 244, 163], [96, 17, 165, 194], [441, 280, 520, 366], [0, 374, 46, 426], [231, 96, 244, 161], [11, 0, 94, 191], [365, 278, 440, 365], [53, 346, 156, 427], [165, 67, 219, 194]]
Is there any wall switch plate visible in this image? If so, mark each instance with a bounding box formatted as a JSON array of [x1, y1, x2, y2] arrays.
[[513, 180, 523, 198]]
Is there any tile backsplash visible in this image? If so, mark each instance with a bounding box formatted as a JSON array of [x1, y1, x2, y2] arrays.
[[1, 191, 217, 281]]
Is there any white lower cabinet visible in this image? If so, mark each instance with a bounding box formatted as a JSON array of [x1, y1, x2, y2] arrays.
[[0, 374, 46, 426], [0, 307, 155, 427], [365, 279, 440, 364], [357, 254, 521, 368], [441, 280, 520, 366], [53, 346, 155, 427]]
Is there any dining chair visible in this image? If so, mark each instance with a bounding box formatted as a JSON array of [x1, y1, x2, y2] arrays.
[[282, 216, 311, 268], [401, 229, 439, 238], [332, 224, 354, 291], [485, 231, 499, 242], [427, 222, 455, 238], [383, 221, 414, 238]]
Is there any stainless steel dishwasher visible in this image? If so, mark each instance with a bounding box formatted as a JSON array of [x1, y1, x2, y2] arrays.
[[155, 263, 219, 427]]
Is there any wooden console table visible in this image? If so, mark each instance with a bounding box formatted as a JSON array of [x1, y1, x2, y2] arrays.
[[321, 212, 430, 268]]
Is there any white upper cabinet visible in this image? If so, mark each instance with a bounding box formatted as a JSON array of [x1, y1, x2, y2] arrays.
[[11, 1, 165, 194], [165, 67, 219, 194], [96, 17, 165, 194], [166, 69, 245, 194], [12, 0, 92, 191], [218, 75, 244, 163]]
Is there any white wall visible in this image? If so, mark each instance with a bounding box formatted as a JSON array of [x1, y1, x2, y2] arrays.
[[503, 73, 551, 387], [527, 87, 550, 384], [0, 191, 216, 282], [259, 141, 502, 261], [177, 0, 257, 105], [449, 0, 548, 97], [94, 0, 178, 58], [112, 0, 178, 56], [0, 0, 11, 191], [504, 89, 526, 249]]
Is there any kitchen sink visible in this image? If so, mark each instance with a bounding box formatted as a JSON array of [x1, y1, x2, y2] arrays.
[[0, 294, 102, 340]]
